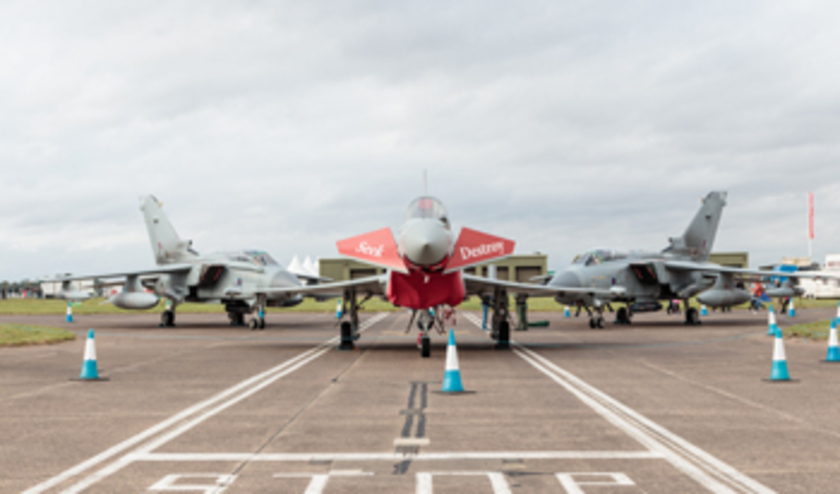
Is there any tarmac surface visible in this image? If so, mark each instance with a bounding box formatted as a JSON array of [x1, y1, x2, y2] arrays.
[[2, 307, 840, 493]]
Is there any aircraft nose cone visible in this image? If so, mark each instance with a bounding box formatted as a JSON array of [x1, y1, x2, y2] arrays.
[[552, 270, 581, 288], [402, 220, 449, 267]]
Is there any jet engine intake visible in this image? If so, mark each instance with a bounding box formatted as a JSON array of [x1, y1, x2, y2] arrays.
[[109, 291, 160, 310]]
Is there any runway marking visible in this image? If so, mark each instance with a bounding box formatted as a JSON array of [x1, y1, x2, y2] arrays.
[[132, 450, 663, 462], [463, 311, 775, 494], [416, 471, 512, 494], [24, 313, 389, 494]]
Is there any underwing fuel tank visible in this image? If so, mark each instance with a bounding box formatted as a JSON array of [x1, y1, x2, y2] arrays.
[[697, 288, 751, 308], [109, 291, 160, 310]]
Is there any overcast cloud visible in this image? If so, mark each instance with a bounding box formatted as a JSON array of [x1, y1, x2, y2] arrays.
[[1, 0, 839, 280]]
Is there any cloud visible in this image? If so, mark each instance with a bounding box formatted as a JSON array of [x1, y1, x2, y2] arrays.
[[1, 0, 839, 280]]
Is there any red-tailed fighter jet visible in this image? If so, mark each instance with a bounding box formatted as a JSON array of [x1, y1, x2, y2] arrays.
[[262, 195, 568, 357]]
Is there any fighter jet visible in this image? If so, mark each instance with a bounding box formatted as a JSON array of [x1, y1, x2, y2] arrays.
[[533, 191, 832, 327], [258, 195, 611, 357], [50, 195, 324, 329]]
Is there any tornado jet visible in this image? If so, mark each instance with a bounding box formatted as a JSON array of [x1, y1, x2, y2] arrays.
[[49, 196, 324, 329], [533, 191, 834, 327]]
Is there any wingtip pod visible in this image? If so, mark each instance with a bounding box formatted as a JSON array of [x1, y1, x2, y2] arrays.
[[445, 227, 516, 272], [336, 227, 408, 273]]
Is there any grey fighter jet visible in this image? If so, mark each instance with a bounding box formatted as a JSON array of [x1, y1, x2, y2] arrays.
[[531, 191, 831, 327], [50, 196, 323, 329]]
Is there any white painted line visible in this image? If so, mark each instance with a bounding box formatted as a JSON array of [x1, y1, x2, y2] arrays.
[[133, 450, 663, 462], [393, 438, 431, 447], [416, 471, 511, 494], [463, 312, 774, 494], [25, 313, 389, 494], [516, 347, 774, 494]]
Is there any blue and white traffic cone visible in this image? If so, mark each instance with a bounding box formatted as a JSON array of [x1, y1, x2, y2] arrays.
[[825, 318, 840, 363], [563, 306, 570, 318], [700, 305, 708, 316], [481, 303, 489, 330], [768, 327, 791, 381], [836, 302, 840, 320], [335, 299, 342, 319], [66, 302, 73, 323], [441, 329, 464, 393], [79, 330, 100, 380], [767, 305, 779, 336], [787, 298, 796, 318]]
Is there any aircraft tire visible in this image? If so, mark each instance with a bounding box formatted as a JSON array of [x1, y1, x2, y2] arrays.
[[249, 318, 259, 330], [160, 310, 175, 327], [588, 318, 596, 329], [686, 307, 700, 325], [259, 318, 266, 330], [421, 336, 431, 358], [616, 307, 629, 325], [596, 316, 605, 329], [496, 320, 510, 349]]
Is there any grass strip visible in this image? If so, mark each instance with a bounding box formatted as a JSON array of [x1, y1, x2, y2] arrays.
[[0, 324, 76, 347]]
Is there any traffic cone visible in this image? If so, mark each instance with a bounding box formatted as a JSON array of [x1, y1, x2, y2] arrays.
[[836, 302, 839, 320], [79, 329, 100, 380], [66, 302, 73, 323], [825, 318, 840, 363], [767, 305, 779, 336], [563, 306, 570, 318], [441, 329, 464, 393], [335, 299, 342, 319], [767, 327, 792, 382], [788, 298, 796, 317], [700, 305, 708, 316]]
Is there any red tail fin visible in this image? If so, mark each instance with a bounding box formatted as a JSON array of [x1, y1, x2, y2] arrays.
[[445, 227, 515, 272], [336, 227, 408, 273]]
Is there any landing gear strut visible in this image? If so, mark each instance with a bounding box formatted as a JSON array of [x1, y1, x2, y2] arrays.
[[684, 304, 701, 326], [159, 302, 177, 327], [588, 305, 605, 329], [338, 288, 361, 350], [490, 287, 510, 349], [249, 296, 266, 330]]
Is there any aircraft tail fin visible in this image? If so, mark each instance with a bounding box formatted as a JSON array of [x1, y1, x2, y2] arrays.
[[663, 191, 727, 262], [140, 195, 198, 265]]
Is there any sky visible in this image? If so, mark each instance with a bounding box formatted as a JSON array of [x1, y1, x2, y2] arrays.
[[1, 1, 839, 281]]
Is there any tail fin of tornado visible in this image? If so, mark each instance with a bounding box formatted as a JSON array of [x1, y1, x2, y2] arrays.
[[140, 195, 198, 265], [663, 191, 727, 262]]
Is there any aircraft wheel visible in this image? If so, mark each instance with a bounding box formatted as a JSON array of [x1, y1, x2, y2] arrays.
[[421, 336, 431, 358], [249, 318, 259, 330], [588, 318, 596, 329], [496, 320, 510, 349], [160, 310, 175, 327], [596, 316, 605, 329], [685, 307, 700, 325], [616, 307, 629, 325], [259, 318, 266, 330]]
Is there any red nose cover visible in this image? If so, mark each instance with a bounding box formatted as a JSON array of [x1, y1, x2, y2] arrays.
[[387, 269, 466, 309]]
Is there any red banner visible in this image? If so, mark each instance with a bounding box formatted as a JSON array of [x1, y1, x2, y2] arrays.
[[336, 227, 408, 273]]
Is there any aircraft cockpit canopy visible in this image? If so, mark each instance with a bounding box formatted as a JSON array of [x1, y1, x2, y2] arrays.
[[572, 249, 629, 267], [226, 251, 279, 267], [406, 196, 450, 228]]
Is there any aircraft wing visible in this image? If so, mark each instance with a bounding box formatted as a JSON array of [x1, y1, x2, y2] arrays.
[[663, 261, 840, 280], [462, 274, 620, 299], [256, 274, 387, 298], [44, 264, 194, 282]]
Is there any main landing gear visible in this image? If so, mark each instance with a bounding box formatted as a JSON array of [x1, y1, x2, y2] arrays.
[[338, 288, 366, 351], [489, 287, 511, 349], [684, 303, 701, 326], [249, 296, 267, 331], [159, 302, 177, 327], [227, 311, 245, 327], [615, 306, 632, 325]]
